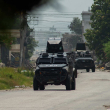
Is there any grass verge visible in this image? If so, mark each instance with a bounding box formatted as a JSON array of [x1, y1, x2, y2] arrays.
[[0, 67, 34, 90]]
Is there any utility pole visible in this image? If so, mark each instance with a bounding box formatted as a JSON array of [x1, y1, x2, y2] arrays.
[[20, 12, 27, 67], [36, 17, 38, 25]]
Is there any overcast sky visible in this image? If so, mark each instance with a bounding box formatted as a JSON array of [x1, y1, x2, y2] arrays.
[[28, 0, 94, 33]]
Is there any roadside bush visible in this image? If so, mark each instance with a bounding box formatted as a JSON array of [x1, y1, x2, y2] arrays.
[[103, 41, 110, 62], [17, 68, 34, 77], [0, 67, 33, 90]]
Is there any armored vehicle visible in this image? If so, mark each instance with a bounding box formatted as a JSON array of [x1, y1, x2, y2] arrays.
[[74, 43, 95, 72], [33, 38, 76, 91]]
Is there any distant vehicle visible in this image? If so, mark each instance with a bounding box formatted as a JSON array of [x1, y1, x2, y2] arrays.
[[75, 57, 95, 72], [74, 43, 95, 73], [33, 38, 76, 91]]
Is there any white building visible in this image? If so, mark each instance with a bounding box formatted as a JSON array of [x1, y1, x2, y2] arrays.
[[82, 11, 97, 60], [82, 11, 92, 43]]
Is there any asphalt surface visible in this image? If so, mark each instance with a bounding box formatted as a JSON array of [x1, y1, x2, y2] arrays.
[[0, 69, 110, 110]]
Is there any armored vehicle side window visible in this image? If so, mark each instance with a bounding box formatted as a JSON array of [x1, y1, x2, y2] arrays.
[[38, 58, 52, 64], [53, 58, 67, 64]]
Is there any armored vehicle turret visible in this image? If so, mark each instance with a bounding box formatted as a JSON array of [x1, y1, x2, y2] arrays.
[[46, 38, 64, 53]]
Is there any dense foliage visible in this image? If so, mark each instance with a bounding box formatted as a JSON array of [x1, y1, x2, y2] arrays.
[[25, 37, 38, 60], [68, 17, 82, 49], [84, 0, 110, 62], [0, 14, 21, 49], [0, 0, 61, 30], [25, 27, 38, 60], [68, 35, 82, 49], [0, 0, 56, 49], [103, 41, 110, 61], [0, 33, 15, 49], [68, 17, 82, 34]]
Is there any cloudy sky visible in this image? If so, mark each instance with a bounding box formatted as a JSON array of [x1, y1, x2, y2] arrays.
[[28, 0, 94, 52], [28, 0, 94, 33]]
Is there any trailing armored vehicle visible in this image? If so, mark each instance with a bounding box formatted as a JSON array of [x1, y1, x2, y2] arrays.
[[33, 38, 76, 91], [74, 43, 95, 72]]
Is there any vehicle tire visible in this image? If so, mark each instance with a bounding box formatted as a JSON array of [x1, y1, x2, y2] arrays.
[[71, 74, 76, 90], [66, 75, 72, 90], [40, 85, 45, 90], [33, 76, 39, 90], [92, 66, 95, 72], [74, 67, 77, 78], [86, 68, 89, 72]]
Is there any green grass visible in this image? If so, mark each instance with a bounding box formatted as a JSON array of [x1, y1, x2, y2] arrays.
[[0, 67, 34, 90]]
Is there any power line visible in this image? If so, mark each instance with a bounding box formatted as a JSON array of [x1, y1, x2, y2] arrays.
[[27, 16, 81, 20], [28, 20, 72, 22], [28, 16, 80, 18], [27, 13, 81, 16], [28, 27, 69, 29], [28, 10, 81, 13]]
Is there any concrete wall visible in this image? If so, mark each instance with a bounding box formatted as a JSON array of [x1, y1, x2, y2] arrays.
[[9, 30, 20, 60], [82, 11, 92, 43], [0, 30, 20, 60]]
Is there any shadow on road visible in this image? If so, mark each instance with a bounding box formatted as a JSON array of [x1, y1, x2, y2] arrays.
[[44, 89, 67, 91]]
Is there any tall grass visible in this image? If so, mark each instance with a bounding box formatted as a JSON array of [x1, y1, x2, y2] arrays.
[[17, 68, 34, 77], [0, 67, 34, 90]]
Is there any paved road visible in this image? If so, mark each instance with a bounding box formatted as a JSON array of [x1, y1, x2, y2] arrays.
[[0, 70, 110, 110]]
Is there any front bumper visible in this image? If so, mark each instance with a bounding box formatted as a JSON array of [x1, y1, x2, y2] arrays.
[[35, 69, 67, 84], [75, 61, 95, 69]]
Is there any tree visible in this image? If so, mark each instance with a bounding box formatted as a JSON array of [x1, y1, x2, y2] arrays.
[[25, 27, 38, 60], [0, 34, 15, 49], [0, 0, 62, 49], [0, 14, 21, 48], [103, 41, 110, 61], [68, 17, 82, 34], [0, 0, 62, 30], [67, 17, 82, 50], [25, 38, 38, 60], [68, 35, 82, 49], [84, 0, 110, 62]]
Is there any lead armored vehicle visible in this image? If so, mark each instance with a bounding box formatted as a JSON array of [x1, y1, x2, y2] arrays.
[[74, 43, 95, 72], [33, 38, 76, 90]]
